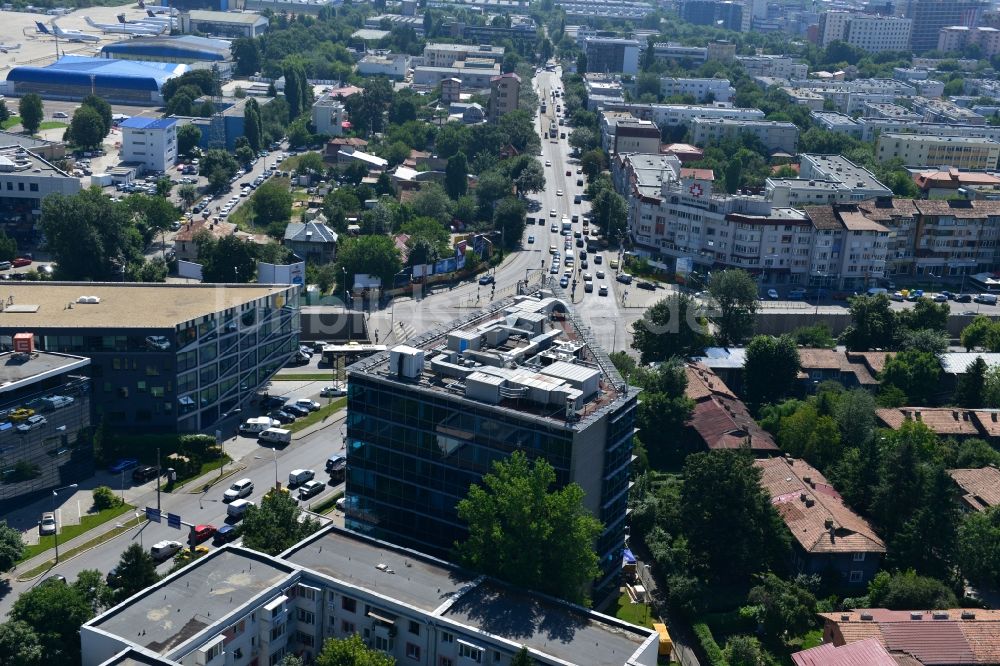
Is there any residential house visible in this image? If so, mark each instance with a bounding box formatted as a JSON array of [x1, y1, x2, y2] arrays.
[[948, 466, 1000, 512], [792, 638, 899, 666], [756, 457, 886, 585], [685, 362, 780, 454], [324, 137, 368, 162], [819, 608, 1000, 664], [796, 349, 881, 391], [283, 220, 338, 263]]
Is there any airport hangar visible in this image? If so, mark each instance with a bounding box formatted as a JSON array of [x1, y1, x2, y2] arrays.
[[100, 35, 232, 65], [5, 55, 188, 105]]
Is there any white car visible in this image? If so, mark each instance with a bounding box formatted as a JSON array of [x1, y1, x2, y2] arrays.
[[549, 209, 557, 217], [39, 512, 56, 536], [321, 383, 347, 397], [544, 161, 551, 167], [53, 111, 68, 119], [294, 398, 321, 411], [223, 478, 254, 502], [599, 284, 608, 296], [556, 190, 563, 196], [150, 540, 183, 562]]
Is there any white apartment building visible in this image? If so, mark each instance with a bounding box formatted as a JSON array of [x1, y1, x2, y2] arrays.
[[810, 111, 863, 138], [766, 178, 870, 206], [659, 77, 735, 103], [422, 43, 504, 68], [690, 118, 799, 153], [799, 154, 892, 200], [81, 527, 660, 666], [846, 15, 912, 53], [413, 60, 502, 90], [603, 102, 765, 128], [876, 133, 1000, 170], [820, 10, 851, 45], [311, 94, 346, 137], [855, 117, 1000, 142], [735, 54, 809, 79], [356, 53, 409, 78], [119, 116, 177, 174]]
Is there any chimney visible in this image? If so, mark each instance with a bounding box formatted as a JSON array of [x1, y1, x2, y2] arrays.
[[915, 411, 922, 422], [953, 410, 959, 420], [824, 518, 833, 529], [992, 413, 997, 423], [903, 409, 911, 421]]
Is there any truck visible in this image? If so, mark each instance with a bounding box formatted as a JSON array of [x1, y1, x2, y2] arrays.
[[259, 428, 292, 445], [561, 218, 572, 233], [90, 173, 113, 187], [549, 121, 558, 138], [239, 416, 277, 435]]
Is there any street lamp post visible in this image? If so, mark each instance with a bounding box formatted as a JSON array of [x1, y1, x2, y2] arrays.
[[255, 449, 278, 489], [342, 268, 348, 309], [52, 483, 78, 564]]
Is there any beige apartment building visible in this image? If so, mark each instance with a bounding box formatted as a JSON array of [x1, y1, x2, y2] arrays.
[[876, 133, 1000, 170]]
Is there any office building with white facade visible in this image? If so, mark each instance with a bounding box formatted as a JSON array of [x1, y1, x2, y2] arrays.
[[356, 53, 409, 79], [311, 94, 346, 137], [422, 43, 504, 68], [690, 118, 799, 153], [119, 116, 177, 174], [659, 77, 734, 103], [81, 528, 660, 666]]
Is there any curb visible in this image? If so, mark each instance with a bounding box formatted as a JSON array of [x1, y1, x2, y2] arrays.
[[181, 464, 247, 494], [15, 521, 144, 582]]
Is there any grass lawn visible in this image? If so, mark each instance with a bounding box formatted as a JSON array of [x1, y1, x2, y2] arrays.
[[288, 397, 347, 433], [167, 455, 231, 492], [19, 502, 136, 562], [18, 519, 146, 581], [1, 116, 21, 130], [272, 372, 337, 381], [609, 592, 656, 629], [38, 121, 68, 131]]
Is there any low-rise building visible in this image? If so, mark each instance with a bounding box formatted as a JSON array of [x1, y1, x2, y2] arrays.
[[651, 42, 708, 65], [283, 219, 337, 263], [799, 154, 892, 200], [179, 9, 268, 37], [659, 76, 734, 103], [612, 118, 661, 155], [413, 61, 501, 90], [949, 466, 1000, 512], [911, 96, 985, 125], [792, 638, 899, 666], [356, 52, 409, 79], [119, 116, 177, 174], [0, 146, 81, 226], [796, 349, 881, 390], [756, 456, 885, 585], [736, 54, 808, 79], [862, 101, 923, 121], [81, 528, 660, 666], [0, 346, 91, 513], [685, 362, 779, 454], [335, 147, 389, 171], [781, 87, 825, 110], [422, 42, 504, 68], [584, 37, 640, 75], [809, 111, 862, 138], [877, 133, 1000, 170], [765, 178, 865, 206], [312, 93, 346, 137], [913, 167, 1000, 198], [690, 118, 799, 153]]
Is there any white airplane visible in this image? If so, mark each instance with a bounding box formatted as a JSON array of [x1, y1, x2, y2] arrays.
[[84, 15, 165, 36], [138, 10, 178, 29], [0, 43, 21, 53], [36, 21, 100, 43]]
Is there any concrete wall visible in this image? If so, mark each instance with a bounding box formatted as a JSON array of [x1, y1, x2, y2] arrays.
[[299, 308, 369, 341], [754, 310, 1000, 338]]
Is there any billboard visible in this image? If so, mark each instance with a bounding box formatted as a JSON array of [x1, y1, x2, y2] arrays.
[[258, 261, 306, 286]]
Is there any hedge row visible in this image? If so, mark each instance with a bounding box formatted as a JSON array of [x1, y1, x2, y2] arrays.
[[692, 622, 728, 666]]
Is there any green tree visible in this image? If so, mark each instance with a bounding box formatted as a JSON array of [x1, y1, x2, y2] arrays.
[[244, 97, 264, 152], [475, 170, 513, 215], [177, 123, 202, 156], [0, 520, 24, 573], [10, 576, 94, 663], [178, 183, 199, 209], [958, 506, 1000, 587], [199, 149, 238, 183], [74, 568, 109, 613], [241, 488, 320, 555], [744, 335, 800, 411], [634, 360, 695, 466], [336, 235, 402, 296], [957, 356, 988, 408], [455, 451, 602, 605], [92, 485, 122, 511], [745, 573, 817, 638], [511, 647, 533, 666], [840, 294, 897, 351], [708, 269, 759, 346], [196, 232, 257, 283], [590, 187, 628, 238], [900, 298, 950, 333], [956, 438, 1000, 468], [630, 294, 711, 363], [410, 182, 453, 225], [961, 315, 996, 352], [681, 450, 788, 584], [568, 127, 598, 152], [0, 228, 17, 262], [236, 144, 255, 168], [0, 620, 44, 666], [68, 106, 105, 149], [231, 37, 262, 76], [835, 388, 877, 449], [724, 635, 767, 666], [881, 349, 941, 405], [493, 196, 526, 249], [19, 93, 43, 135], [866, 569, 958, 610], [110, 543, 160, 603], [278, 654, 305, 666], [251, 180, 293, 229], [778, 404, 842, 469], [899, 328, 948, 355], [580, 149, 606, 179], [316, 634, 396, 666], [81, 94, 112, 137]]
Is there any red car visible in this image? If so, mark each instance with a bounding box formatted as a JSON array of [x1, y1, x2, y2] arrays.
[[12, 258, 31, 268], [192, 524, 216, 543]]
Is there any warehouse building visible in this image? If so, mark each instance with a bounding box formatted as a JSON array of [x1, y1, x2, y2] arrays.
[[6, 55, 187, 105], [180, 9, 268, 38], [100, 35, 232, 65]]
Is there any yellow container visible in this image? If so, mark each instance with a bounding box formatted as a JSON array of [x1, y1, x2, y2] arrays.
[[653, 622, 673, 657]]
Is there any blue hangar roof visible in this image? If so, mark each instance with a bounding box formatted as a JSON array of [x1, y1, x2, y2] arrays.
[[100, 35, 232, 62], [7, 56, 188, 92], [120, 116, 177, 130]]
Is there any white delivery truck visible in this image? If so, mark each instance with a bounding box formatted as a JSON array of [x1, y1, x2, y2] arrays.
[[259, 428, 292, 445], [239, 416, 277, 435], [227, 498, 255, 520]]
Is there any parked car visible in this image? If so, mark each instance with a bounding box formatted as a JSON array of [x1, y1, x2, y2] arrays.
[[288, 469, 315, 486], [637, 281, 656, 291], [108, 458, 139, 474], [932, 293, 948, 302], [213, 524, 239, 544], [298, 480, 325, 500], [150, 540, 183, 562], [39, 512, 56, 536], [907, 289, 925, 301], [767, 288, 779, 300], [192, 524, 216, 543], [478, 274, 495, 285], [293, 398, 320, 412], [321, 383, 347, 397], [269, 410, 296, 424], [890, 291, 905, 301], [956, 293, 973, 303], [16, 414, 47, 432], [975, 293, 998, 305], [223, 478, 254, 502], [559, 275, 570, 288], [616, 273, 633, 285], [132, 465, 159, 483]]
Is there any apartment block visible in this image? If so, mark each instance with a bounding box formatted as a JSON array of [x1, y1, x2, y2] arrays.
[[939, 25, 1000, 56], [119, 117, 177, 174], [911, 96, 985, 124], [690, 118, 799, 153], [846, 15, 912, 52], [612, 118, 662, 155], [799, 154, 893, 200], [765, 178, 872, 206], [80, 528, 660, 666], [877, 133, 1000, 169], [820, 10, 851, 45], [421, 43, 504, 68], [311, 93, 346, 137], [584, 37, 640, 75], [345, 295, 638, 599], [809, 111, 863, 138], [904, 0, 985, 52], [659, 77, 734, 103], [736, 54, 809, 79], [651, 42, 708, 64], [781, 87, 825, 110], [802, 205, 891, 288], [487, 72, 520, 123]]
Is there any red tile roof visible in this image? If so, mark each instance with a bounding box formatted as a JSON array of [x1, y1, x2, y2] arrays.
[[685, 363, 778, 453], [948, 467, 1000, 512], [821, 609, 1000, 665], [793, 638, 898, 666], [680, 167, 715, 181], [798, 349, 879, 386], [876, 408, 981, 436], [756, 457, 885, 555]]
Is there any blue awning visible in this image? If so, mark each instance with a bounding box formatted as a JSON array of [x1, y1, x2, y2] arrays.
[[623, 549, 636, 565]]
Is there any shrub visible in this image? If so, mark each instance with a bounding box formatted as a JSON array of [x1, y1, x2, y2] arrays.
[[693, 622, 728, 666], [92, 485, 122, 511]]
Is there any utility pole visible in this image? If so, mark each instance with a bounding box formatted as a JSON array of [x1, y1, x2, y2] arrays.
[[156, 447, 161, 512]]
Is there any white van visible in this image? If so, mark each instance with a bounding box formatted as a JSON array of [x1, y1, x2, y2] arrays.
[[259, 428, 292, 445], [239, 416, 277, 435], [227, 498, 255, 520], [288, 468, 315, 486], [867, 287, 888, 296], [150, 540, 182, 561]]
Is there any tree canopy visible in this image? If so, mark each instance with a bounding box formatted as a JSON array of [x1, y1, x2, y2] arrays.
[[631, 293, 711, 364], [455, 451, 602, 605], [708, 269, 758, 346], [744, 335, 800, 411], [241, 487, 320, 555]]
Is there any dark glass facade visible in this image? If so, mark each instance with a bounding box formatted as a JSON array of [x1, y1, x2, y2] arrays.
[[344, 374, 637, 598]]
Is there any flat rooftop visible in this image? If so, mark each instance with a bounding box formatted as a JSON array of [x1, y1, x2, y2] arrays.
[[284, 528, 474, 613], [0, 350, 89, 394], [802, 154, 890, 191], [91, 549, 295, 656], [444, 580, 653, 665], [186, 9, 266, 23], [0, 146, 73, 178], [0, 283, 292, 330], [348, 293, 630, 427]]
